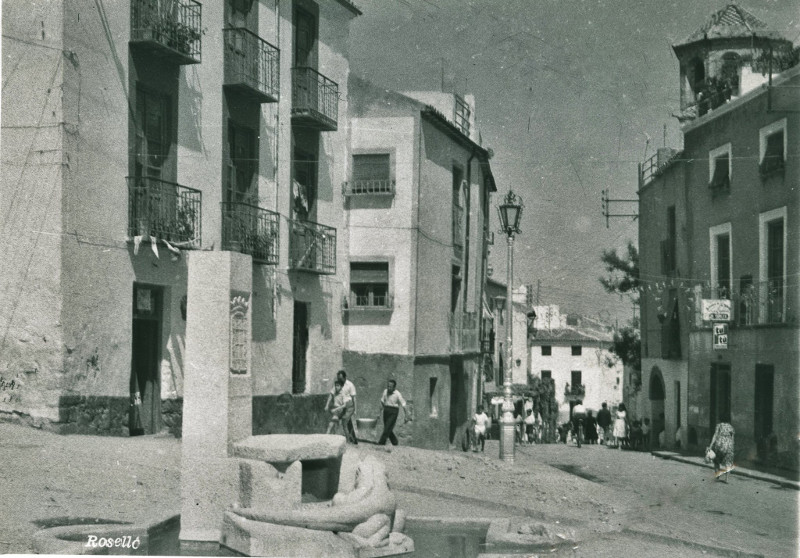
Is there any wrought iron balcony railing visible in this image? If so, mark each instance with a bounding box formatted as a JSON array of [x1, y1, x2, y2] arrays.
[[291, 67, 338, 131], [289, 219, 336, 274], [221, 202, 279, 264], [691, 281, 797, 327], [223, 28, 279, 103], [342, 293, 394, 311], [564, 384, 586, 401], [342, 179, 395, 196], [130, 0, 202, 64], [127, 176, 202, 245], [449, 311, 479, 353]]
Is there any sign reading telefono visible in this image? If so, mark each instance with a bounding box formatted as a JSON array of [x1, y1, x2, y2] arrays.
[[701, 299, 732, 322]]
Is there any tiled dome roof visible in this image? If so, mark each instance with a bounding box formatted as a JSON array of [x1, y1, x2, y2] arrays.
[[674, 4, 788, 48]]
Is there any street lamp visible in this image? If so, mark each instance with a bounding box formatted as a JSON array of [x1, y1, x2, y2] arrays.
[[497, 190, 523, 462]]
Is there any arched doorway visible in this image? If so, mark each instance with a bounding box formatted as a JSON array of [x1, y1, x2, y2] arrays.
[[649, 366, 666, 448]]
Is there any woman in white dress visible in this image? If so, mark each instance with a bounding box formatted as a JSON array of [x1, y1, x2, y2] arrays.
[[613, 403, 628, 449]]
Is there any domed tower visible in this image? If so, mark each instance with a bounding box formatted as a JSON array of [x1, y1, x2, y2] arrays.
[[673, 4, 795, 119]]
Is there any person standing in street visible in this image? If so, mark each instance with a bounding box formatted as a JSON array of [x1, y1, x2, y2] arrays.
[[613, 403, 628, 449], [327, 370, 358, 444], [377, 379, 410, 446], [597, 402, 612, 445], [585, 410, 598, 444], [708, 418, 735, 482], [472, 405, 491, 452]]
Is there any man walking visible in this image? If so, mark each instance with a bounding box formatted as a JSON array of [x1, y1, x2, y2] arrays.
[[328, 370, 358, 444], [377, 379, 410, 446], [597, 402, 612, 445]]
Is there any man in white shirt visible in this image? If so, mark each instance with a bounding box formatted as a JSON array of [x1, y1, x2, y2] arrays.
[[377, 379, 409, 446], [327, 370, 357, 443], [472, 405, 491, 452]]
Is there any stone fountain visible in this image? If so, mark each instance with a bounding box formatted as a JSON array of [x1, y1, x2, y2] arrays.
[[180, 252, 413, 557]]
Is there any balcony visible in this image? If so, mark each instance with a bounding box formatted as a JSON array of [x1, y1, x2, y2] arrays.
[[564, 384, 586, 402], [127, 176, 201, 245], [342, 179, 395, 196], [449, 311, 479, 353], [223, 28, 279, 103], [291, 67, 338, 131], [130, 0, 202, 65], [221, 202, 279, 264], [342, 293, 394, 311], [692, 281, 797, 327], [289, 219, 336, 274]]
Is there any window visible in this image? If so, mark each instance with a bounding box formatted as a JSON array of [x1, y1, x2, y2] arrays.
[[759, 119, 787, 177], [349, 154, 393, 195], [571, 371, 582, 388], [451, 265, 461, 313], [661, 289, 681, 359], [454, 94, 471, 136], [541, 345, 551, 356], [661, 206, 677, 275], [349, 262, 390, 309], [709, 223, 732, 298], [541, 370, 551, 380], [708, 143, 731, 194], [571, 345, 582, 356], [452, 166, 464, 250], [759, 207, 787, 324]]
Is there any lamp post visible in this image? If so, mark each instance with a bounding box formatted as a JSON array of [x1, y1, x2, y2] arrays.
[[497, 190, 523, 462]]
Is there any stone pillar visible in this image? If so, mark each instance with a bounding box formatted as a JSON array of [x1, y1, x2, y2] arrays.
[[180, 251, 253, 546]]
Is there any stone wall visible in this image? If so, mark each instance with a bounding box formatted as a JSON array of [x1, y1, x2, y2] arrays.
[[0, 396, 185, 437], [252, 393, 331, 436]]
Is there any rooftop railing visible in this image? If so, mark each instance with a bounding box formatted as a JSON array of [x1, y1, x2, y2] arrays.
[[223, 27, 279, 103], [127, 176, 202, 245], [289, 219, 336, 274], [130, 0, 202, 64], [291, 67, 338, 131], [221, 202, 279, 264]]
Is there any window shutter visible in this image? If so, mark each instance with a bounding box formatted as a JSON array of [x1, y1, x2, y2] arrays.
[[350, 262, 388, 283]]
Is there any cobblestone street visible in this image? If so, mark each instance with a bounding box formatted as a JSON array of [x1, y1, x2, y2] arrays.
[[1, 423, 796, 556]]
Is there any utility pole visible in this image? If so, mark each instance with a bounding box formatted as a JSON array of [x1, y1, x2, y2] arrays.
[[601, 189, 638, 228]]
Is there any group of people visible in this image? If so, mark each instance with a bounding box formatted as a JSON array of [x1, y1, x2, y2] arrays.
[[324, 370, 411, 446]]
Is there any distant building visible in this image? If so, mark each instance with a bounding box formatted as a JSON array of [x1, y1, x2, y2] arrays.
[[638, 4, 798, 465], [344, 75, 496, 449], [529, 307, 623, 421]]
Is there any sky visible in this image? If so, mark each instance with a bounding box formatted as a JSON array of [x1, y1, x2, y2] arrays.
[[348, 0, 800, 326]]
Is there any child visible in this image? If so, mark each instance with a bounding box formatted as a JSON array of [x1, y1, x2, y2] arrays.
[[472, 405, 491, 452], [641, 418, 651, 450], [326, 380, 353, 436]]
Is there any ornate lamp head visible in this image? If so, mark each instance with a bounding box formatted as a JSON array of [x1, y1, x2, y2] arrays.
[[498, 190, 523, 235]]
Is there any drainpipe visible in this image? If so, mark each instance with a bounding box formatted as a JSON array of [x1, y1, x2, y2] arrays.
[[462, 151, 475, 314]]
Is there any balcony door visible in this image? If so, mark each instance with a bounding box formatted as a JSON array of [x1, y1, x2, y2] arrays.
[[292, 142, 317, 221], [293, 6, 317, 68], [226, 121, 257, 204], [134, 86, 173, 181]]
